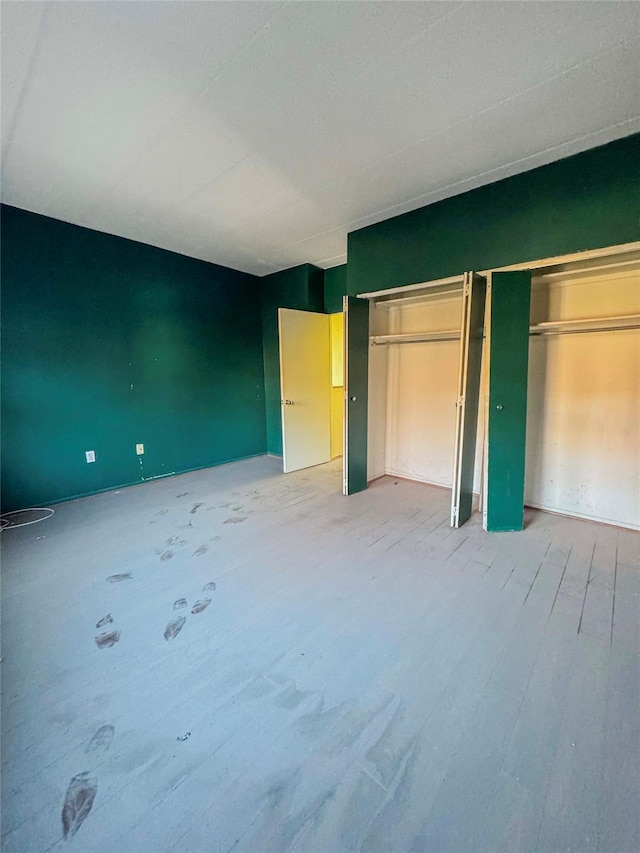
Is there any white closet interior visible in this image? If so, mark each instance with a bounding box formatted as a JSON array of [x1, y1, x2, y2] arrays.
[[525, 252, 640, 530], [368, 279, 486, 502]]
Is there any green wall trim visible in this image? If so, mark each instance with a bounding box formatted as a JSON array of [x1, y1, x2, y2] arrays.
[[259, 263, 325, 456], [324, 265, 348, 314], [348, 134, 640, 295], [1, 204, 266, 512]]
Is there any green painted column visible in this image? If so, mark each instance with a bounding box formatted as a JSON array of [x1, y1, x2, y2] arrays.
[[344, 295, 369, 495], [485, 271, 532, 531]]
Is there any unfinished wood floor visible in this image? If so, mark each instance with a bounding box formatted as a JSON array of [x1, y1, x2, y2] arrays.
[[1, 457, 638, 853]]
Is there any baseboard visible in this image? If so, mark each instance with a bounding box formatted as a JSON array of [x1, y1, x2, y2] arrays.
[[4, 452, 271, 513], [524, 501, 640, 532]]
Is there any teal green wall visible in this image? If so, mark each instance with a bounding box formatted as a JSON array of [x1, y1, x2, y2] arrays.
[[1, 205, 266, 512], [260, 264, 324, 456], [324, 265, 347, 314], [348, 134, 640, 294]]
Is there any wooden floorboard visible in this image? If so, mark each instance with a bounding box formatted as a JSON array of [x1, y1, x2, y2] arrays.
[[1, 456, 638, 853]]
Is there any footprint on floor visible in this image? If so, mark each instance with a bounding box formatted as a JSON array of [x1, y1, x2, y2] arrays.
[[62, 772, 97, 839], [155, 508, 169, 516], [95, 631, 120, 649], [85, 725, 114, 753], [164, 616, 186, 641], [160, 550, 174, 562], [191, 599, 212, 614], [223, 516, 247, 524], [173, 598, 187, 610], [190, 502, 205, 514], [176, 492, 189, 498], [166, 535, 179, 546], [106, 573, 132, 583], [95, 614, 113, 629], [193, 544, 208, 557], [203, 581, 216, 592]]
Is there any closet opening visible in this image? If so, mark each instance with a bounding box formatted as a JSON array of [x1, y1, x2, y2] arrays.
[[359, 242, 640, 532], [525, 249, 640, 530], [366, 274, 487, 527]]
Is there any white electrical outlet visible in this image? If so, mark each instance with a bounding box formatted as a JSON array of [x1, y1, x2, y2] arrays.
[[136, 443, 144, 455], [85, 450, 96, 463]]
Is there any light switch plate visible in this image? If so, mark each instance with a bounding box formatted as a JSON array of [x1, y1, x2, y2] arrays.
[[85, 450, 96, 463], [136, 444, 144, 455]]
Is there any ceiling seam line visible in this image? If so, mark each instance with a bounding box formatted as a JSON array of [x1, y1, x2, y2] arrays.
[[367, 35, 640, 167], [79, 1, 290, 219], [1, 2, 51, 171], [247, 34, 640, 230], [232, 37, 639, 240], [266, 120, 640, 252]]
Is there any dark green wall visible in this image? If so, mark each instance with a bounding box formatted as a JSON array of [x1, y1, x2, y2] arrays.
[[348, 134, 640, 294], [260, 264, 324, 456], [1, 205, 266, 511], [324, 265, 347, 314]]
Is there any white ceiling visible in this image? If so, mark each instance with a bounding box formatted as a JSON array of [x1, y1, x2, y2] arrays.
[[2, 1, 639, 276]]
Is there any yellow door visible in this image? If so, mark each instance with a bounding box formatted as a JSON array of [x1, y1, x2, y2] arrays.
[[278, 308, 331, 473], [330, 312, 344, 459]]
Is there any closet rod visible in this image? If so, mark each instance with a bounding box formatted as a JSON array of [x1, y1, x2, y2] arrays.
[[370, 314, 640, 346], [371, 330, 460, 345], [529, 314, 640, 336], [533, 257, 640, 281], [360, 244, 640, 304]]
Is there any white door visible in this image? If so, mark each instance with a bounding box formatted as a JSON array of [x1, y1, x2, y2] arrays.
[[278, 308, 331, 473], [450, 272, 487, 527]]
